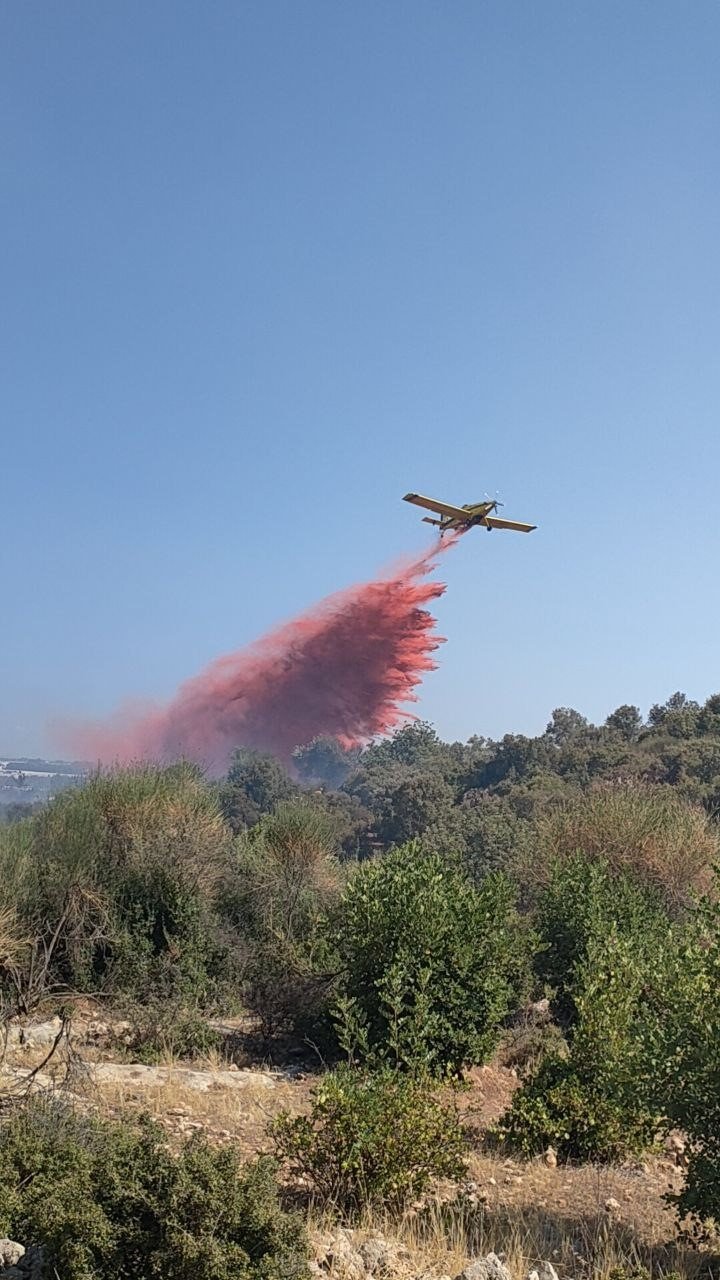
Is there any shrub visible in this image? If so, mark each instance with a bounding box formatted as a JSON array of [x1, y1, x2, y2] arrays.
[[333, 842, 527, 1075], [648, 887, 720, 1228], [220, 800, 342, 1038], [273, 1065, 466, 1212], [534, 853, 671, 1028], [497, 1055, 643, 1162], [0, 764, 234, 1005], [124, 998, 222, 1063], [498, 928, 663, 1162], [0, 1099, 309, 1280], [500, 1017, 568, 1078], [536, 782, 718, 911]]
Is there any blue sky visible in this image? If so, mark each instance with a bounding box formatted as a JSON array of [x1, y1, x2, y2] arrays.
[[3, 1, 720, 755]]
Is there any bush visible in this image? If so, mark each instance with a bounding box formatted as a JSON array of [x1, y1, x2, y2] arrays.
[[499, 1017, 568, 1078], [537, 782, 718, 911], [0, 764, 234, 1006], [220, 800, 342, 1039], [534, 853, 671, 1028], [273, 1065, 466, 1212], [649, 888, 720, 1228], [332, 842, 527, 1075], [125, 998, 222, 1063], [497, 1055, 642, 1163], [0, 1099, 309, 1280], [498, 928, 663, 1162]]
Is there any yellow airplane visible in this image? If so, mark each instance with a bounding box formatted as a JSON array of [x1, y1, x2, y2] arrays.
[[403, 492, 536, 536]]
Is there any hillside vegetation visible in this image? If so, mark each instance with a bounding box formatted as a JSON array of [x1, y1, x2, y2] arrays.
[[1, 691, 720, 1277]]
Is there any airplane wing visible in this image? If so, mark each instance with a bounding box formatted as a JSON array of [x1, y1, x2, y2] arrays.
[[484, 516, 537, 533], [403, 493, 469, 520]]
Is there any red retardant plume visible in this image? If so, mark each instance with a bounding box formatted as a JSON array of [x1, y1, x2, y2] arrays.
[[57, 535, 460, 774]]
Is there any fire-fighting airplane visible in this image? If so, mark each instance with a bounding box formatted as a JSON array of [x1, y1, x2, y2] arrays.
[[403, 492, 536, 536]]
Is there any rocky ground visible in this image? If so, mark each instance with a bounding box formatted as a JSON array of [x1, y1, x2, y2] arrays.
[[0, 1013, 710, 1280]]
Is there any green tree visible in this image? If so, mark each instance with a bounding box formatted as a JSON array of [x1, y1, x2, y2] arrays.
[[376, 771, 455, 846], [362, 721, 448, 770], [544, 707, 589, 747], [421, 794, 537, 882], [292, 736, 358, 789], [219, 751, 296, 833], [647, 691, 698, 730], [698, 692, 720, 737], [605, 704, 643, 741]]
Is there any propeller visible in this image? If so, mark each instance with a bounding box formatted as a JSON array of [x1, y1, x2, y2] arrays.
[[484, 492, 504, 511]]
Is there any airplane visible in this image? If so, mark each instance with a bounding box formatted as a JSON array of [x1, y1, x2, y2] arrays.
[[403, 492, 536, 536]]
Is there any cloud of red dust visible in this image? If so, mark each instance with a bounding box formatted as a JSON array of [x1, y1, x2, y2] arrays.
[[57, 534, 460, 774]]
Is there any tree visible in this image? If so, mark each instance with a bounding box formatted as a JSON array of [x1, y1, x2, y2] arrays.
[[698, 692, 720, 738], [292, 736, 358, 789], [647, 691, 698, 730], [421, 794, 537, 882], [377, 771, 455, 846], [544, 707, 589, 747], [605, 704, 643, 741], [361, 721, 450, 771], [467, 733, 551, 790], [219, 750, 296, 832]]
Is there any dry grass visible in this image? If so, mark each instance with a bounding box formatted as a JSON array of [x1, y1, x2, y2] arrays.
[[0, 904, 30, 977], [307, 1141, 700, 1277], [534, 783, 718, 910], [71, 1059, 309, 1157], [337, 1194, 705, 1280]]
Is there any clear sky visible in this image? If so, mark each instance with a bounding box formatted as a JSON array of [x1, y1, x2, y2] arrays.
[[3, 1, 720, 756]]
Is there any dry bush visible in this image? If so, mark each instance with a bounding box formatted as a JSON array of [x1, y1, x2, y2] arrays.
[[0, 905, 30, 979], [221, 801, 343, 1039], [534, 782, 718, 910], [0, 764, 235, 1003]]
